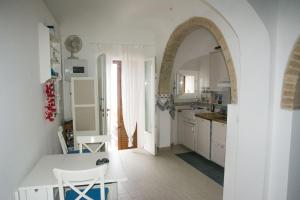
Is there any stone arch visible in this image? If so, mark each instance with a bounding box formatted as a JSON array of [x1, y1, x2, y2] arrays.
[[158, 17, 238, 104], [281, 37, 300, 110]]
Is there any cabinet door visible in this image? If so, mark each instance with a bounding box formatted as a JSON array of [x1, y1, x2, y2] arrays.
[[71, 78, 100, 139], [177, 112, 183, 144], [209, 51, 229, 90], [199, 55, 210, 89], [25, 188, 50, 200], [212, 121, 227, 144], [196, 118, 211, 159], [38, 23, 51, 83], [211, 121, 227, 167], [211, 141, 226, 167], [182, 121, 195, 150]]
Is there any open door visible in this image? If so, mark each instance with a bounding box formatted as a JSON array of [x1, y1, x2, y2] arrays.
[[97, 54, 108, 135], [144, 58, 156, 155]]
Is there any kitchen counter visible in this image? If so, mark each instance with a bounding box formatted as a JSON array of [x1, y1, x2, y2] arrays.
[[195, 112, 227, 124]]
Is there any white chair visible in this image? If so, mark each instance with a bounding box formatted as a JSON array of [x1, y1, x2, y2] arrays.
[[77, 135, 110, 154], [53, 165, 109, 200], [58, 127, 87, 154], [58, 126, 68, 154]]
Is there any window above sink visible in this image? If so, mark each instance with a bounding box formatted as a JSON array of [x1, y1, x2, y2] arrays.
[[176, 70, 198, 96]]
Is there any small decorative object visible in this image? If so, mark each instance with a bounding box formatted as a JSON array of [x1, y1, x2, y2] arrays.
[[64, 35, 82, 59], [44, 79, 56, 121], [96, 158, 110, 166], [51, 68, 59, 77], [63, 120, 74, 147], [156, 94, 176, 119]]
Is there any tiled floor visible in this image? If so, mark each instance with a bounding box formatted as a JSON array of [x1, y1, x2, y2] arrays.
[[117, 145, 223, 200]]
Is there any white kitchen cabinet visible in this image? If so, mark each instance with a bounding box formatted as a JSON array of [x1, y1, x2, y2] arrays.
[[38, 23, 51, 83], [17, 188, 54, 200], [212, 121, 227, 143], [195, 118, 211, 159], [209, 51, 229, 90], [182, 120, 196, 150], [199, 55, 210, 89], [211, 141, 226, 167], [211, 121, 227, 167]]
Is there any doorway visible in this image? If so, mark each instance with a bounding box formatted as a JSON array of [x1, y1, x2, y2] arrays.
[[158, 17, 238, 197], [98, 49, 156, 154], [110, 60, 137, 150]]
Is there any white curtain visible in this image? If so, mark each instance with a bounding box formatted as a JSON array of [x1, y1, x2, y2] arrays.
[[121, 46, 144, 147], [97, 44, 146, 147]]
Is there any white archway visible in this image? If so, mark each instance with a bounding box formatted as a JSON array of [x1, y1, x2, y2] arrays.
[[201, 1, 271, 200]]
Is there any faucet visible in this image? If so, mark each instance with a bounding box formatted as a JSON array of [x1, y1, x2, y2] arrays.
[[210, 104, 215, 112]]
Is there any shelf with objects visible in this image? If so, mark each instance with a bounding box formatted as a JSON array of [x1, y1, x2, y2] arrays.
[[49, 26, 62, 80]]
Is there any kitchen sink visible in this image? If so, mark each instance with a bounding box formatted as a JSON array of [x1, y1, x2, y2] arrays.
[[195, 112, 227, 122]]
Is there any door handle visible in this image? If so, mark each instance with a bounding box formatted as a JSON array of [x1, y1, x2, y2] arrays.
[[100, 108, 110, 112]]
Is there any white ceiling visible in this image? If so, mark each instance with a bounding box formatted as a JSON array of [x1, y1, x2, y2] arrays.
[[43, 0, 178, 25]]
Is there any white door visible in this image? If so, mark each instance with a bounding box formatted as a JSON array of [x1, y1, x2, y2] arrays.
[[71, 77, 99, 139], [97, 54, 108, 135], [144, 58, 156, 155]]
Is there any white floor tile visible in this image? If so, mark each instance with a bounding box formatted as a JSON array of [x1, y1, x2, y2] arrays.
[[117, 145, 223, 200]]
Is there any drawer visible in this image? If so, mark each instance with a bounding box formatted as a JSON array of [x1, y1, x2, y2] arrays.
[[17, 188, 53, 200]]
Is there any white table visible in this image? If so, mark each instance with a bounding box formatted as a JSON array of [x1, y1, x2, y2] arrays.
[[16, 151, 127, 200]]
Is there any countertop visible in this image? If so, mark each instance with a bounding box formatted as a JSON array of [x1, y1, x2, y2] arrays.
[[195, 112, 227, 124]]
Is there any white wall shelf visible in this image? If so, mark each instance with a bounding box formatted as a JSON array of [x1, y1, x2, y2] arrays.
[[38, 23, 62, 83]]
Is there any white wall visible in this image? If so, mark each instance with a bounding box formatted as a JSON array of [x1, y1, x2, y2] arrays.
[[261, 0, 300, 199], [241, 0, 300, 199], [205, 1, 271, 199], [0, 0, 61, 199], [287, 110, 300, 200], [158, 110, 171, 148], [172, 28, 217, 77]]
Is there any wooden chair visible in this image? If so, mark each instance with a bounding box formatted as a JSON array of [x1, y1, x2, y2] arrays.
[[76, 135, 110, 153], [53, 165, 109, 200], [58, 126, 90, 154]]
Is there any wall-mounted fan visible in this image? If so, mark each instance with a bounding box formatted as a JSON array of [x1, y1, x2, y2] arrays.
[[64, 35, 82, 59]]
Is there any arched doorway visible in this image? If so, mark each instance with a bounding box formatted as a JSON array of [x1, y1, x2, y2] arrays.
[[158, 17, 238, 104], [281, 37, 300, 110]]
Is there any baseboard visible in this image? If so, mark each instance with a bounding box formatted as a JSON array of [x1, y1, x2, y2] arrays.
[[158, 146, 171, 151]]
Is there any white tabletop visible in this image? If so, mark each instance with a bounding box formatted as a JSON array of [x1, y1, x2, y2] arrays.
[[19, 151, 127, 190]]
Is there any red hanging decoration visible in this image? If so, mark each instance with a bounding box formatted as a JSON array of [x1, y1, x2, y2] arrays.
[[44, 79, 56, 121]]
